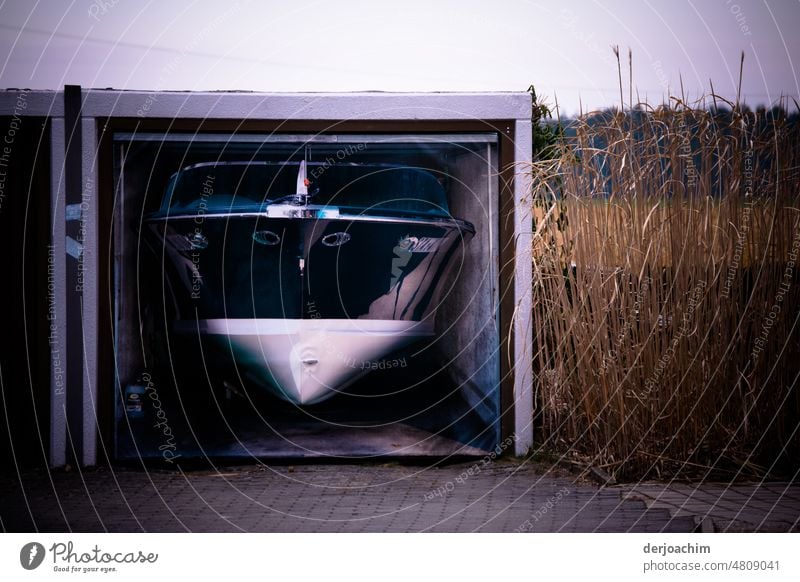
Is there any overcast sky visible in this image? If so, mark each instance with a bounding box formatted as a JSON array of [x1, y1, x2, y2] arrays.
[[1, 0, 798, 116]]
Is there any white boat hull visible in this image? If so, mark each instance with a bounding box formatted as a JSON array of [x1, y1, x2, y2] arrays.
[[181, 318, 434, 405]]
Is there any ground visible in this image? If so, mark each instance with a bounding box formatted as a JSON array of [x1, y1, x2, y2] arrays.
[[2, 459, 798, 533]]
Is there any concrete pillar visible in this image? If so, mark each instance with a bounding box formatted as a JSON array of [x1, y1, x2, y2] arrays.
[[513, 118, 533, 455], [79, 116, 99, 466], [49, 117, 67, 467]]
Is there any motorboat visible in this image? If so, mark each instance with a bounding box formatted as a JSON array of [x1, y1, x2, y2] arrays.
[[145, 158, 475, 405]]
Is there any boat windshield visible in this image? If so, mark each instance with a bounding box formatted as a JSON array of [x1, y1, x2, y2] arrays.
[[161, 161, 450, 217]]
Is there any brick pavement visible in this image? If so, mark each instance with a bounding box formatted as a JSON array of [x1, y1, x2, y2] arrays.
[[616, 482, 800, 532], [3, 461, 797, 533], [0, 460, 701, 533]]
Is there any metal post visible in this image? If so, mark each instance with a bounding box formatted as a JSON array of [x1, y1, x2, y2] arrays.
[[64, 85, 85, 465]]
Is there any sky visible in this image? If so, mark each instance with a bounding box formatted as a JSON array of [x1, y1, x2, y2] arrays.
[[0, 0, 798, 116]]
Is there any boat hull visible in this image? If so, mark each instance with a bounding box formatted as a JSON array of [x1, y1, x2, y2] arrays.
[[176, 318, 433, 405], [146, 212, 472, 404]]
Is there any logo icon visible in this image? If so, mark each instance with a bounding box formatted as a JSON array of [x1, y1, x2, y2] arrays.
[[20, 542, 45, 570]]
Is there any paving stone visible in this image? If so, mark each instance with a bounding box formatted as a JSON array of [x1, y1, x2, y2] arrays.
[[6, 463, 787, 533], [615, 481, 800, 532]]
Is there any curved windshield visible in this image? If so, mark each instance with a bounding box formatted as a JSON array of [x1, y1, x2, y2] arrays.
[[159, 161, 450, 217], [164, 162, 296, 213], [312, 164, 449, 216]]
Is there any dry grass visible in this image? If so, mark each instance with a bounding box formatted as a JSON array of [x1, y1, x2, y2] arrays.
[[527, 100, 800, 480]]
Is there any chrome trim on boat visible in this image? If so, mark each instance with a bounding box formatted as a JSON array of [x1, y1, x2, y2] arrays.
[[146, 211, 475, 234]]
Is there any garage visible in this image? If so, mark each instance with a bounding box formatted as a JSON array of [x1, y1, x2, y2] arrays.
[[1, 88, 533, 466]]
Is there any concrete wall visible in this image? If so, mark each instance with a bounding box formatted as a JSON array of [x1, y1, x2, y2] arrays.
[[436, 144, 500, 443]]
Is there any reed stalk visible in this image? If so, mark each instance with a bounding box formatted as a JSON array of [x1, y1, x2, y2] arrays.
[[528, 98, 800, 480]]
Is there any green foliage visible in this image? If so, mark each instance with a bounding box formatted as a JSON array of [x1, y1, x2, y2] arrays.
[[528, 85, 562, 161]]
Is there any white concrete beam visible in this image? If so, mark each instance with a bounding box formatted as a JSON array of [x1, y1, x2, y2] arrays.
[[512, 118, 533, 455], [81, 90, 530, 121]]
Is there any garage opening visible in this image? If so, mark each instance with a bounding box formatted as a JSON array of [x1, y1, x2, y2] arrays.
[[113, 132, 501, 460]]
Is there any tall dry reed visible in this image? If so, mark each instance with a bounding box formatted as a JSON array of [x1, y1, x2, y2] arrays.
[[528, 101, 800, 480]]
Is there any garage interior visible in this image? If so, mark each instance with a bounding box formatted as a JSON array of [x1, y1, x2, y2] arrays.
[[113, 132, 502, 460]]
